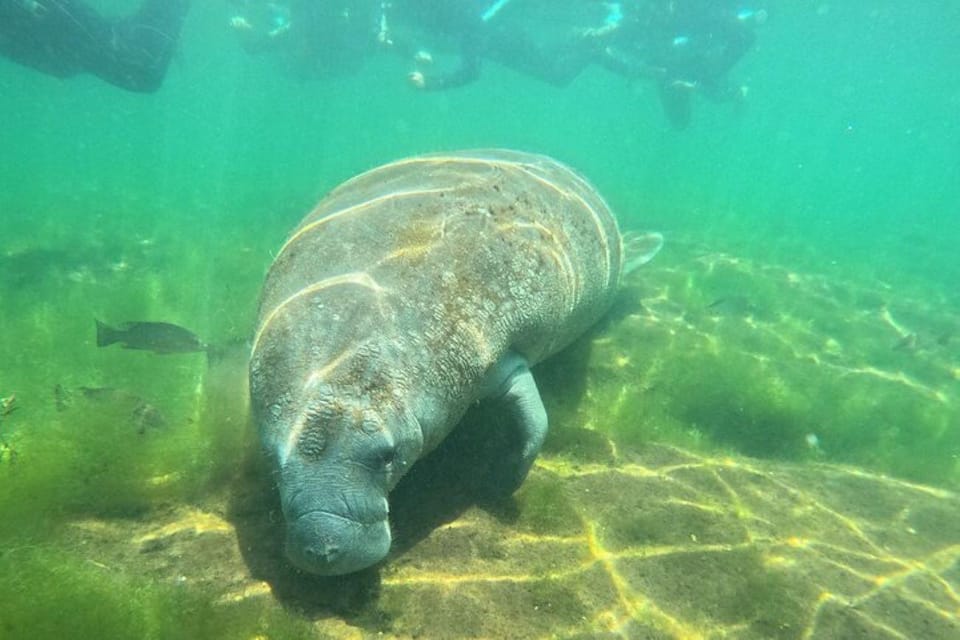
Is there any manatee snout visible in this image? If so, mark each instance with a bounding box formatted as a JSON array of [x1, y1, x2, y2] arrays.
[[285, 509, 391, 575], [280, 462, 392, 575]]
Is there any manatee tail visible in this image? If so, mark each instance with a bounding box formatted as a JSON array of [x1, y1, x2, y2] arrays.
[[622, 231, 664, 275], [95, 320, 121, 347]]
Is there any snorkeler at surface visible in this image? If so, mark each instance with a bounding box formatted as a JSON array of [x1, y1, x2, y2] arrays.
[[228, 0, 293, 54], [398, 0, 620, 91], [596, 0, 766, 128], [226, 0, 763, 128], [228, 0, 380, 78], [227, 0, 489, 88], [398, 0, 486, 91], [0, 0, 192, 92]]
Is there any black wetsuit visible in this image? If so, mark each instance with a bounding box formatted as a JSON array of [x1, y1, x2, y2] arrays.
[[230, 0, 381, 78], [649, 1, 755, 89], [0, 0, 191, 92], [398, 0, 602, 91], [600, 0, 759, 128], [394, 0, 487, 90]]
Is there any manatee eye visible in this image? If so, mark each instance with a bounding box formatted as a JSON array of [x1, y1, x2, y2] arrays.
[[377, 446, 397, 469]]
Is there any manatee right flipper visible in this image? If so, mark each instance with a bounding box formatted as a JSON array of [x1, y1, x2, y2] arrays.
[[480, 351, 548, 495]]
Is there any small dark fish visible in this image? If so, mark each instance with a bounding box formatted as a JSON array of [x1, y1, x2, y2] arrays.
[[53, 384, 68, 412], [936, 331, 953, 347], [892, 333, 918, 352], [0, 438, 17, 465], [81, 387, 167, 433], [0, 394, 16, 418], [706, 295, 758, 317], [132, 402, 166, 434], [55, 384, 133, 409], [78, 386, 125, 401], [54, 385, 166, 435], [96, 320, 206, 355]]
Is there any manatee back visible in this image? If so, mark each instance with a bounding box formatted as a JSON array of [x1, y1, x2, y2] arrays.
[[252, 150, 622, 437]]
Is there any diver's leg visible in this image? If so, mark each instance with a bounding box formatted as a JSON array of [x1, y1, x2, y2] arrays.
[[89, 0, 192, 92], [0, 0, 190, 91], [487, 28, 590, 88], [659, 79, 695, 129], [703, 21, 755, 80], [0, 0, 108, 79]]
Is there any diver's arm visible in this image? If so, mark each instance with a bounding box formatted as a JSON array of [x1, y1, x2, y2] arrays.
[[706, 19, 755, 78], [410, 52, 481, 91], [229, 2, 292, 55], [409, 30, 482, 91], [595, 45, 667, 82]]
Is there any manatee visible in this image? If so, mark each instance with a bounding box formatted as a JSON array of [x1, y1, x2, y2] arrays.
[[249, 149, 662, 575]]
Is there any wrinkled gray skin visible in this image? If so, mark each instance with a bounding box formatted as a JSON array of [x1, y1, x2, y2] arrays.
[[249, 150, 658, 575]]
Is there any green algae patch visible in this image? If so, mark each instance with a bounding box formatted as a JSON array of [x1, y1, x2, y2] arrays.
[[514, 472, 583, 536], [664, 349, 814, 460], [1, 196, 959, 639], [0, 545, 316, 640], [0, 391, 234, 523], [0, 336, 252, 535], [0, 546, 155, 639], [2, 441, 958, 639], [565, 242, 960, 489], [539, 412, 619, 464]]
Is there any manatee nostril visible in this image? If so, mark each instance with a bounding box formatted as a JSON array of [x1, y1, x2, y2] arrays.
[[306, 541, 340, 563]]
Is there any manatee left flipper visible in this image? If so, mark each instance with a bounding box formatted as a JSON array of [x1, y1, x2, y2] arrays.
[[481, 351, 548, 494]]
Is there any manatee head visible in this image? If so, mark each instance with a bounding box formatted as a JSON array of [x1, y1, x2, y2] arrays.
[[251, 348, 424, 576]]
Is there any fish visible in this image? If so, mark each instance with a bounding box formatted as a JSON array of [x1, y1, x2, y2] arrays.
[[53, 384, 166, 434], [892, 333, 918, 352], [95, 320, 206, 355], [706, 295, 759, 317], [0, 394, 15, 418]]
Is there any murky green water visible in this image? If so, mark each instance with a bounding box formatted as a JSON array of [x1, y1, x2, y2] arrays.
[[1, 2, 958, 638]]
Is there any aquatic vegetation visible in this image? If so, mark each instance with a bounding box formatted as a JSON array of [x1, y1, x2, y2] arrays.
[[3, 441, 955, 638], [546, 239, 960, 489], [0, 119, 956, 636], [514, 474, 582, 536], [0, 545, 316, 640]]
